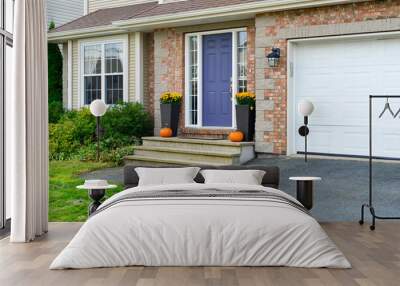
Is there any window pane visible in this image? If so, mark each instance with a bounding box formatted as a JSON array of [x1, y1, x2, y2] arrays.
[[84, 45, 101, 74], [84, 76, 101, 105], [188, 36, 198, 125], [0, 38, 3, 227], [105, 43, 123, 73], [105, 75, 123, 104], [237, 31, 248, 93], [5, 43, 12, 220], [5, 0, 14, 33], [238, 80, 247, 93], [238, 31, 247, 48]]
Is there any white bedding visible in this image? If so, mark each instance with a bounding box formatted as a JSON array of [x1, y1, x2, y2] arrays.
[[50, 183, 351, 269]]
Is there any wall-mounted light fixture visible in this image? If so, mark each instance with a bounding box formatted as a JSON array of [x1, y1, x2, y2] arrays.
[[298, 100, 314, 162], [267, 48, 281, 68], [90, 99, 107, 161]]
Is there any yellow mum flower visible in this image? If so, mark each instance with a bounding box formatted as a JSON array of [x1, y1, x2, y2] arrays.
[[161, 91, 183, 104], [235, 92, 255, 106]]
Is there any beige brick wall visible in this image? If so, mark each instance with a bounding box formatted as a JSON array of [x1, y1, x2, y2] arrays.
[[143, 33, 153, 114]]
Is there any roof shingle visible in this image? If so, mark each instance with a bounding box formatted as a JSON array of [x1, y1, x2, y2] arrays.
[[51, 0, 264, 33]]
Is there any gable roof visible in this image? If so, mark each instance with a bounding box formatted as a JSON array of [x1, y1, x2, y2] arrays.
[[52, 0, 263, 33], [49, 0, 360, 41]]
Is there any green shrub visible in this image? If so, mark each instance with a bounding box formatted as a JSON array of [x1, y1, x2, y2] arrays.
[[49, 121, 80, 160], [49, 108, 96, 160], [48, 101, 65, 123], [49, 102, 153, 164], [101, 102, 153, 143], [63, 108, 96, 144], [73, 144, 136, 165]]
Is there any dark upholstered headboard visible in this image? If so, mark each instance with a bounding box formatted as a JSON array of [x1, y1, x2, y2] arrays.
[[124, 165, 280, 189]]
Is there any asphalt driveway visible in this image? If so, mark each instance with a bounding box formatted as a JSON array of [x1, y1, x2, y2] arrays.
[[82, 156, 400, 222]]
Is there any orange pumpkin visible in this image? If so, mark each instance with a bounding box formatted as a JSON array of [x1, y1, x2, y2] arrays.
[[160, 128, 173, 138], [229, 131, 244, 142]]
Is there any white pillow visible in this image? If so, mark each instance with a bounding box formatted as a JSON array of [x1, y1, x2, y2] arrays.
[[135, 167, 201, 186], [200, 169, 266, 185]]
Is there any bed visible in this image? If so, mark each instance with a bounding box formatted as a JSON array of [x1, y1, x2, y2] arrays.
[[50, 165, 350, 269]]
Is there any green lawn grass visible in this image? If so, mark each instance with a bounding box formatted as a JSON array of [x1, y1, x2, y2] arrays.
[[49, 160, 123, 222]]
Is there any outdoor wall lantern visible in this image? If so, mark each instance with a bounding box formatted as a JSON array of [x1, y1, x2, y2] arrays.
[[298, 100, 315, 162], [267, 48, 281, 68], [90, 99, 108, 161]]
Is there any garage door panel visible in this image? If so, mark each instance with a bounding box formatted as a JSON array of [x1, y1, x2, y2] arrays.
[[303, 101, 338, 125], [380, 69, 400, 90], [341, 71, 373, 90], [295, 126, 369, 155], [382, 39, 400, 61], [338, 101, 369, 126], [295, 99, 368, 126], [295, 127, 332, 152], [341, 129, 369, 155], [294, 37, 400, 158], [296, 72, 336, 90], [380, 133, 400, 157]]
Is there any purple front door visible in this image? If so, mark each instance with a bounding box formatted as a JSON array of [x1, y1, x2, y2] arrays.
[[202, 33, 232, 127]]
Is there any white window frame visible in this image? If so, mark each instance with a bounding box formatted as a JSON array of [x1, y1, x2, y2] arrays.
[[79, 36, 129, 107], [184, 27, 247, 129]]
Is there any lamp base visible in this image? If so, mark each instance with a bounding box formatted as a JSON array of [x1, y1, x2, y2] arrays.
[[298, 126, 309, 137]]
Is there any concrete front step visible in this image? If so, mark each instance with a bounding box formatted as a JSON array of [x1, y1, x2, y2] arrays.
[[142, 136, 253, 153], [124, 155, 229, 167], [134, 146, 240, 165], [124, 137, 255, 166]]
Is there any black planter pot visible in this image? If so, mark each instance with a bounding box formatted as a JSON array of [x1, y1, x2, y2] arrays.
[[236, 104, 255, 141], [160, 103, 180, 137]]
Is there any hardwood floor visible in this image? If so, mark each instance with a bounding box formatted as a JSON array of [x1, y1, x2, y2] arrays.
[[0, 222, 399, 286]]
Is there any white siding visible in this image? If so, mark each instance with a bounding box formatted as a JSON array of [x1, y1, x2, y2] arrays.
[[129, 33, 137, 102], [88, 0, 153, 13], [47, 0, 84, 27], [72, 40, 80, 109]]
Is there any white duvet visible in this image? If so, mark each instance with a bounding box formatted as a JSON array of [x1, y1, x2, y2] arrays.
[[50, 183, 350, 269]]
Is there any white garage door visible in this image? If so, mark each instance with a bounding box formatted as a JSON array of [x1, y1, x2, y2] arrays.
[[294, 37, 400, 158]]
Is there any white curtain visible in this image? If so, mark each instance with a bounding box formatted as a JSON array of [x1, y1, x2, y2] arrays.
[[9, 0, 49, 242]]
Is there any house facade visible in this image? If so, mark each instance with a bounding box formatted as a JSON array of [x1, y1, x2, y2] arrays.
[[48, 0, 400, 158]]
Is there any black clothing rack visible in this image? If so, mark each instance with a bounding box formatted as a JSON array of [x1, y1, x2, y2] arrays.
[[359, 95, 400, 230]]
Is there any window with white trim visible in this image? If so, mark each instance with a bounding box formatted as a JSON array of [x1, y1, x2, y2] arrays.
[[237, 31, 248, 93], [82, 41, 125, 105]]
